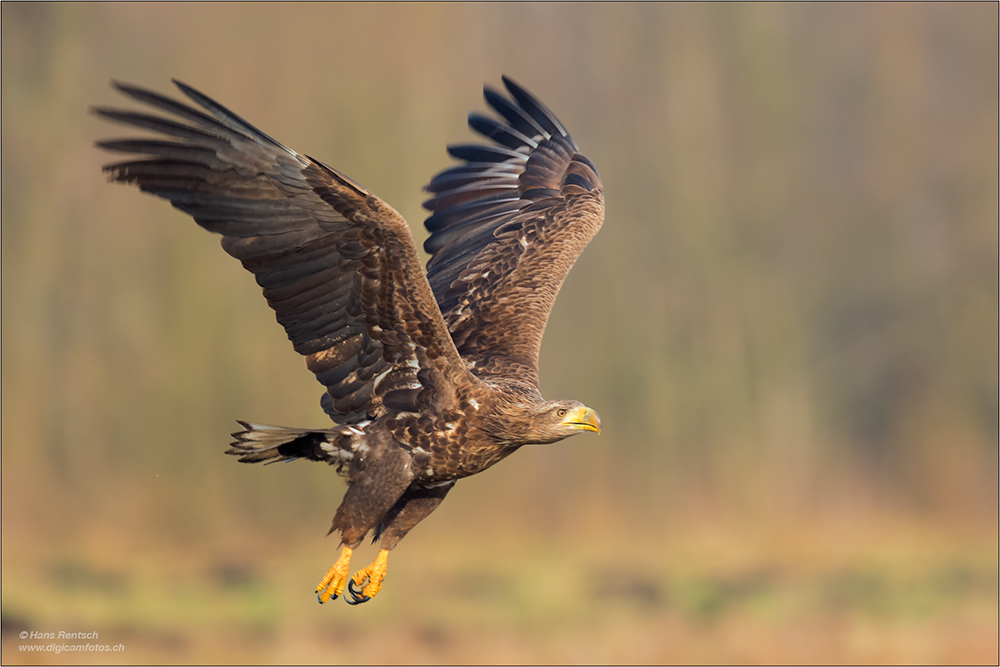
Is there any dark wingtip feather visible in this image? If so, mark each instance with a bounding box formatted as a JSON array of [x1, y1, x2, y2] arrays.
[[447, 143, 525, 163], [468, 112, 539, 150], [111, 79, 146, 97], [109, 79, 135, 96], [501, 75, 572, 143], [483, 86, 547, 139], [170, 79, 293, 154]]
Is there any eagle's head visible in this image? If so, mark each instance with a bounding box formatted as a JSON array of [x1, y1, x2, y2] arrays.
[[519, 399, 602, 444]]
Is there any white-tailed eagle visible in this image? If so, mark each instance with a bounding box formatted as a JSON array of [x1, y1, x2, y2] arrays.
[[95, 76, 603, 604]]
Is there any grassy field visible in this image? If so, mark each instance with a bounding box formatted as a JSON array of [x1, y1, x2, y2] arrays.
[[3, 514, 996, 665]]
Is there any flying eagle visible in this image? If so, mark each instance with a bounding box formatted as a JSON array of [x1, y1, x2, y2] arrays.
[[95, 76, 603, 605]]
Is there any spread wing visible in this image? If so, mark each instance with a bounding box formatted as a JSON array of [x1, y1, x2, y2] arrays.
[[422, 76, 604, 391], [95, 80, 470, 424]]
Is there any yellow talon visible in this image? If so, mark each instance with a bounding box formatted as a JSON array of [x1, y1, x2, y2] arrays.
[[347, 549, 389, 604], [316, 546, 353, 603]]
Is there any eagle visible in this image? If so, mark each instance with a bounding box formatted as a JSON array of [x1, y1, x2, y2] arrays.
[[95, 76, 603, 605]]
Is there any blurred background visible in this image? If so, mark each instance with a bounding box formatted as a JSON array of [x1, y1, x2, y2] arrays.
[[2, 3, 997, 664]]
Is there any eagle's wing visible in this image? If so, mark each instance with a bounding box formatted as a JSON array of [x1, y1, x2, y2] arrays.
[[95, 81, 469, 424], [422, 77, 604, 391]]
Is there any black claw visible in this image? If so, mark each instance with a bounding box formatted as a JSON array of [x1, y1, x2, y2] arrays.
[[346, 578, 370, 605], [317, 592, 338, 604]]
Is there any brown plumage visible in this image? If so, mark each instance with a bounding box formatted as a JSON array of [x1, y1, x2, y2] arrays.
[[95, 76, 603, 604]]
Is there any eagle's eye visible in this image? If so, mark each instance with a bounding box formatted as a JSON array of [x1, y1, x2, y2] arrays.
[[556, 408, 567, 418]]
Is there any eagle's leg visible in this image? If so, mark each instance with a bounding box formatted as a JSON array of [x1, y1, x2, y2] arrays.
[[315, 545, 353, 603], [346, 549, 389, 604], [375, 482, 456, 550], [325, 445, 414, 605], [344, 482, 456, 604]]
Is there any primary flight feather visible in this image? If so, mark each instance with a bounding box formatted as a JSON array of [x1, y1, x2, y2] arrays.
[[95, 76, 603, 604]]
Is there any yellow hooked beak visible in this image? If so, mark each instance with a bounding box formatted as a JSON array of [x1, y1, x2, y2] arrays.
[[561, 406, 602, 434]]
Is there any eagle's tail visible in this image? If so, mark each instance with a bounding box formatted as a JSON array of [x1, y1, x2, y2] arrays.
[[226, 420, 367, 468]]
